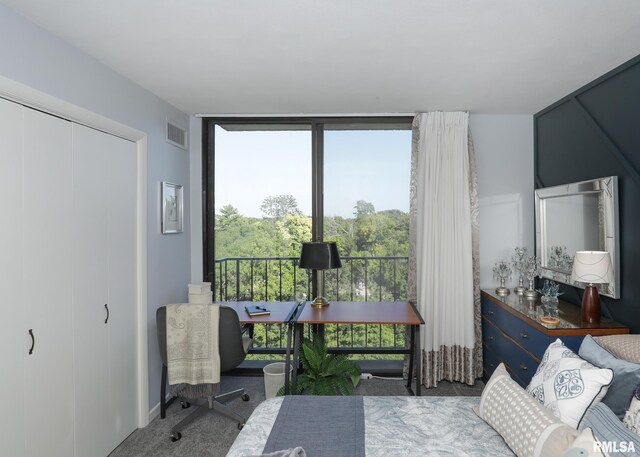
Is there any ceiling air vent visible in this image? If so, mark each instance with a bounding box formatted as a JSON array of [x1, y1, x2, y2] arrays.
[[166, 119, 188, 150]]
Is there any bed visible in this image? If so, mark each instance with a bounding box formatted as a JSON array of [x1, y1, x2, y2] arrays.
[[226, 395, 514, 457]]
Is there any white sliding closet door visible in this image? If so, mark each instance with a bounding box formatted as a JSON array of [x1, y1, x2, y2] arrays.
[[72, 123, 111, 457], [23, 108, 75, 457], [106, 135, 138, 445], [72, 123, 137, 454], [0, 98, 27, 457]]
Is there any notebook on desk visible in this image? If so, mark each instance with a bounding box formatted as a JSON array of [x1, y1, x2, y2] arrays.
[[245, 305, 271, 317]]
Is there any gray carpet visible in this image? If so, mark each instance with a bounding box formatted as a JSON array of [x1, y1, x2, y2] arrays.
[[109, 376, 484, 457]]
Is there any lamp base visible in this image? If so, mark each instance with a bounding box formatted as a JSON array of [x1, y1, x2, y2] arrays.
[[582, 284, 601, 323], [311, 296, 330, 308]]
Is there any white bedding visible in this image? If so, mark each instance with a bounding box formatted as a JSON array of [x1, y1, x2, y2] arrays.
[[226, 396, 514, 457]]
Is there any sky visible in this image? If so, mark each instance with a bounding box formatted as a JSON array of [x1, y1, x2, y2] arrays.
[[214, 125, 410, 218]]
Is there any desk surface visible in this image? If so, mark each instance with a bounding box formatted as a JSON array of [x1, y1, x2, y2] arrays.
[[221, 301, 299, 324], [296, 301, 424, 325]]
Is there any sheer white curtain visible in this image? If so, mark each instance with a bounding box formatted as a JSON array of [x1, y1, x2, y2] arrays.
[[408, 112, 481, 387]]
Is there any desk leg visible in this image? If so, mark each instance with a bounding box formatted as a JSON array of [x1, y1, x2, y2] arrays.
[[406, 325, 415, 391], [415, 325, 421, 396], [284, 322, 293, 395], [291, 323, 302, 395]]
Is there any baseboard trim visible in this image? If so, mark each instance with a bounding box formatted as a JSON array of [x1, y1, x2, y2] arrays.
[[148, 394, 172, 423]]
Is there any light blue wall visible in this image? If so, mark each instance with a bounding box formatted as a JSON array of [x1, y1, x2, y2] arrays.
[[471, 114, 534, 289], [0, 4, 190, 412]]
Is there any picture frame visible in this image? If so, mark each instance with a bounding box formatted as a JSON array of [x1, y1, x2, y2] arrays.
[[161, 181, 183, 234]]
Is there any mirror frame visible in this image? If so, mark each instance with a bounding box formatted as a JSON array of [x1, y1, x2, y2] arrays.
[[535, 176, 620, 298]]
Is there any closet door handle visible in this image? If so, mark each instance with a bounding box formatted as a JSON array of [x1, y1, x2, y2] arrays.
[[105, 304, 109, 324], [28, 329, 35, 355]]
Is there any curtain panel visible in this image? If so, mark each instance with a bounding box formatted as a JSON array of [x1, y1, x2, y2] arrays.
[[408, 112, 481, 388]]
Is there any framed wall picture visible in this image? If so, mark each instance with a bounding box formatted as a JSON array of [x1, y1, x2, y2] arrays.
[[161, 181, 183, 234]]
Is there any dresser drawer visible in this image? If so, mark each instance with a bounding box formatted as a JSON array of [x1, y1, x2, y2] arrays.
[[482, 342, 500, 379], [501, 336, 539, 386], [482, 317, 502, 353], [482, 297, 547, 360]]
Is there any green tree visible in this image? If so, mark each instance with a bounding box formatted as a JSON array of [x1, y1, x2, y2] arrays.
[[216, 204, 241, 229], [260, 195, 301, 219]]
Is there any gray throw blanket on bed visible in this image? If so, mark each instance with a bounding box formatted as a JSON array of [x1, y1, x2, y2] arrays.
[[262, 396, 365, 457]]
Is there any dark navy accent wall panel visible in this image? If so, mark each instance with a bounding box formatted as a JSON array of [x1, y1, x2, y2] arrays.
[[535, 55, 640, 333]]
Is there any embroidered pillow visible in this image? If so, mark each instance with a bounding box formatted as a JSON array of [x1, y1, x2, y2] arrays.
[[526, 339, 614, 428], [476, 363, 578, 457], [623, 383, 640, 435]]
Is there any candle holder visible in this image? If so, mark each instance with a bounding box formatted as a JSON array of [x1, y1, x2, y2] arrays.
[[511, 247, 528, 295], [522, 256, 541, 299], [493, 260, 512, 296]]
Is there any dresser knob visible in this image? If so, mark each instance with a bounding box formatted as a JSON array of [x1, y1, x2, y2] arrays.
[[520, 332, 528, 339], [488, 336, 494, 341], [489, 363, 494, 368], [520, 363, 528, 371], [488, 310, 494, 316]]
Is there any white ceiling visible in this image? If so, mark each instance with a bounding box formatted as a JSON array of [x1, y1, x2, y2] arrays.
[[3, 0, 640, 115]]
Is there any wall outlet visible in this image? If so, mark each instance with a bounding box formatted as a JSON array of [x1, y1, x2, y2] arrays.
[[360, 373, 373, 379]]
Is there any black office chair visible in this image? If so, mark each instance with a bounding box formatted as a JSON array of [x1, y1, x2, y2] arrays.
[[157, 305, 252, 442]]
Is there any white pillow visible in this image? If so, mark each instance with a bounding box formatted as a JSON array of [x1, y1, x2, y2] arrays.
[[476, 363, 578, 457], [526, 339, 614, 428], [562, 428, 605, 457]]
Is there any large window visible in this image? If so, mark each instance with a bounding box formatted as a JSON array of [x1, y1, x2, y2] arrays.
[[203, 118, 412, 356]]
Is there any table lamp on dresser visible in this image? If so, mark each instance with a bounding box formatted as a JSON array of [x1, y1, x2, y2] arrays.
[[299, 241, 342, 308], [570, 250, 614, 324]]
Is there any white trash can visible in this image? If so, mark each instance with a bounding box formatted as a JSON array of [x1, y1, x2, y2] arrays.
[[263, 362, 293, 399]]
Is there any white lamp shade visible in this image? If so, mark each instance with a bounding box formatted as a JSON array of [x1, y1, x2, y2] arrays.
[[570, 251, 613, 284]]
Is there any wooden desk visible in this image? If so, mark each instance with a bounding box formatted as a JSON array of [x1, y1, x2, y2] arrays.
[[222, 301, 302, 394], [292, 301, 424, 395]]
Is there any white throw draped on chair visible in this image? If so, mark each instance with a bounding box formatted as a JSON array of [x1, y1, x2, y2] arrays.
[[408, 111, 481, 388], [166, 303, 221, 398]]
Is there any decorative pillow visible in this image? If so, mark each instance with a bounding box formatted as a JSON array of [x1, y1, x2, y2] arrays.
[[623, 383, 640, 435], [526, 339, 614, 428], [594, 335, 640, 364], [562, 428, 605, 457], [582, 402, 640, 456], [476, 363, 578, 457], [579, 335, 640, 419]]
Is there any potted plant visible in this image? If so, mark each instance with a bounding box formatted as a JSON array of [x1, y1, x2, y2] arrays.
[[281, 337, 361, 395]]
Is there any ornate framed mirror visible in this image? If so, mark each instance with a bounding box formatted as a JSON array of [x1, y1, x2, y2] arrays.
[[535, 176, 620, 298]]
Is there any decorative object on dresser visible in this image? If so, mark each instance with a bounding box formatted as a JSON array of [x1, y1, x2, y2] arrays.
[[511, 247, 528, 295], [493, 260, 512, 296], [538, 279, 562, 312], [298, 241, 342, 307], [481, 289, 628, 388], [570, 251, 614, 323], [522, 255, 541, 299]]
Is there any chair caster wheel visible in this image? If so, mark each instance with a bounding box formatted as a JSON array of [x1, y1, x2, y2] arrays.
[[170, 432, 182, 442], [241, 393, 250, 401], [238, 422, 245, 430], [181, 401, 191, 409]]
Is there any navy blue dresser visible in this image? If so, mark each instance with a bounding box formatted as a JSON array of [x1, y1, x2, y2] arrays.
[[481, 290, 629, 388]]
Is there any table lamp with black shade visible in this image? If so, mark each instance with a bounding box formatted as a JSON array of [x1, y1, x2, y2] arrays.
[[570, 251, 614, 324], [299, 242, 342, 308]]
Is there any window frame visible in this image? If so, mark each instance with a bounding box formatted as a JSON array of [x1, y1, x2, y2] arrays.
[[201, 116, 413, 288]]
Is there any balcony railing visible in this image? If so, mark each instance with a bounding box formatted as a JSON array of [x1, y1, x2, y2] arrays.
[[214, 256, 409, 358]]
